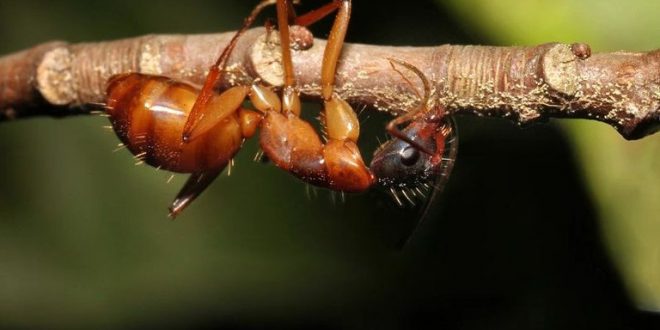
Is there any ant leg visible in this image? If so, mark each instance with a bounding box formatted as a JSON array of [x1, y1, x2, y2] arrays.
[[168, 168, 223, 218], [183, 0, 276, 141], [293, 0, 343, 27], [384, 59, 436, 155], [259, 0, 373, 191], [275, 0, 300, 115], [319, 0, 350, 100], [276, 0, 348, 115], [318, 0, 376, 190], [286, 0, 297, 23], [309, 0, 360, 153], [319, 0, 364, 144]]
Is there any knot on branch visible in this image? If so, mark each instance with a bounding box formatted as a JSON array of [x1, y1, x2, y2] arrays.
[[37, 47, 76, 106]]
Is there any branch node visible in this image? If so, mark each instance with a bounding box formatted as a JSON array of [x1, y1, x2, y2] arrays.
[[542, 43, 582, 96], [250, 26, 316, 88], [250, 32, 285, 87], [37, 46, 76, 106]]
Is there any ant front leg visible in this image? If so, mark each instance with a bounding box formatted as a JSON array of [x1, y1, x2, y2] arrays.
[[259, 0, 375, 192]]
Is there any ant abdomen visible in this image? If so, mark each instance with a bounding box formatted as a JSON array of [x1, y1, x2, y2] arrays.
[[105, 73, 244, 173]]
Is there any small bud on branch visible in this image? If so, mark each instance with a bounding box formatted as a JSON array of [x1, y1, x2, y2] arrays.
[[0, 28, 658, 139]]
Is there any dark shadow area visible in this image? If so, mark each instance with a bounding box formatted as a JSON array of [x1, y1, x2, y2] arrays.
[[392, 116, 660, 330], [133, 117, 660, 330]]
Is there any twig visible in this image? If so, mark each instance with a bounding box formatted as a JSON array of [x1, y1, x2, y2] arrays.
[[0, 27, 658, 139]]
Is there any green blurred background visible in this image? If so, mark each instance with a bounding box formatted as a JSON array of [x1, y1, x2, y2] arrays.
[[0, 0, 658, 328]]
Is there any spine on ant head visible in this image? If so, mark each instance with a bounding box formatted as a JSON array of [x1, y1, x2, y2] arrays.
[[105, 73, 244, 173]]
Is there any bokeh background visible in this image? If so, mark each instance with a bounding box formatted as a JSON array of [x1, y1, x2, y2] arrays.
[[0, 0, 658, 328]]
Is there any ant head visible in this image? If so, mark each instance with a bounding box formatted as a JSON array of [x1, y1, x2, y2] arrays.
[[370, 117, 457, 191]]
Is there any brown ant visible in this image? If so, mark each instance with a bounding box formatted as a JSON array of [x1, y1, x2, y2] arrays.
[[104, 0, 457, 216]]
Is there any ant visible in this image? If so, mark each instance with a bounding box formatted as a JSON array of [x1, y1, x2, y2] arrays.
[[370, 59, 458, 206], [104, 0, 457, 217]]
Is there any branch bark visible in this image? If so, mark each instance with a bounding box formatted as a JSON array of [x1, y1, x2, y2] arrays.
[[0, 28, 658, 139]]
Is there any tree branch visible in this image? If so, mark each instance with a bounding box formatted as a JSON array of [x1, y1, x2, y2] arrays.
[[1, 27, 658, 139]]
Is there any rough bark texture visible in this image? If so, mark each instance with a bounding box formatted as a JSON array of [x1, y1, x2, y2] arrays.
[[0, 27, 658, 139]]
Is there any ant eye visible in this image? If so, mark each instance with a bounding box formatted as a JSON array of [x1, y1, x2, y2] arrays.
[[400, 146, 420, 166]]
